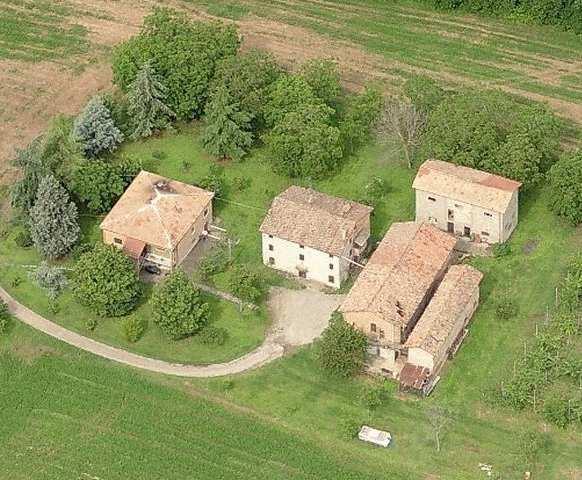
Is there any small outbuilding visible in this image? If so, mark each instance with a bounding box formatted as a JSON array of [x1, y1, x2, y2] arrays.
[[259, 186, 373, 289], [413, 160, 521, 243], [100, 170, 214, 271]]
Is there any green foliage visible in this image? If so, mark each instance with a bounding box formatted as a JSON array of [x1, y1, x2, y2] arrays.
[[112, 8, 239, 120], [0, 300, 10, 335], [199, 325, 229, 346], [13, 225, 33, 248], [152, 269, 210, 340], [403, 75, 447, 113], [339, 86, 384, 156], [421, 90, 561, 188], [85, 317, 98, 332], [360, 380, 392, 410], [73, 95, 124, 158], [212, 48, 282, 130], [516, 429, 549, 469], [202, 84, 253, 161], [197, 163, 226, 198], [316, 312, 367, 378], [72, 245, 142, 317], [128, 61, 175, 139], [339, 415, 362, 440], [423, 0, 582, 34], [11, 138, 51, 214], [264, 74, 323, 128], [300, 59, 342, 108], [495, 297, 518, 320], [265, 103, 343, 178], [29, 175, 80, 259], [548, 150, 582, 225], [361, 176, 388, 206], [71, 157, 142, 213], [197, 245, 231, 281], [29, 261, 68, 300], [121, 315, 147, 343], [492, 242, 512, 258], [227, 264, 263, 304]]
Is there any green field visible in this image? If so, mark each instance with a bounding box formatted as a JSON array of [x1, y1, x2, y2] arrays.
[[0, 0, 90, 62]]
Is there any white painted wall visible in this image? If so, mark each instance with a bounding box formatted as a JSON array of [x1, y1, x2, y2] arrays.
[[415, 189, 519, 243], [261, 233, 348, 288]]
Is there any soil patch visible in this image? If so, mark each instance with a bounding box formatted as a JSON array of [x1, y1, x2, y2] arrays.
[[11, 343, 59, 365]]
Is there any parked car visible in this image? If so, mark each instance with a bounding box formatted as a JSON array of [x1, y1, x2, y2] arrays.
[[358, 426, 392, 447], [144, 264, 162, 275]]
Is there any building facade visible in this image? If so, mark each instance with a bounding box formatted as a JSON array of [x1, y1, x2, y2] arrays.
[[413, 160, 521, 244], [259, 186, 372, 289], [100, 171, 214, 271], [339, 222, 458, 375]]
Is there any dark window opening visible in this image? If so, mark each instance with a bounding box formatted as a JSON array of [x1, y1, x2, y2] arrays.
[[114, 238, 122, 245], [268, 244, 274, 251], [329, 264, 334, 270], [428, 196, 436, 202], [328, 275, 335, 284], [370, 323, 377, 333], [268, 257, 275, 265], [299, 254, 305, 261]]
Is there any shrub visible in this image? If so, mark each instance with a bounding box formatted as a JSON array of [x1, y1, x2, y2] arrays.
[[265, 103, 343, 179], [197, 164, 226, 198], [10, 276, 22, 288], [112, 8, 239, 120], [339, 415, 362, 440], [232, 176, 251, 192], [72, 95, 124, 158], [29, 175, 80, 259], [316, 312, 367, 378], [85, 317, 98, 332], [152, 269, 210, 340], [492, 242, 512, 258], [29, 262, 68, 300], [199, 325, 229, 346], [496, 297, 518, 320], [47, 300, 60, 315], [227, 264, 263, 303], [542, 394, 572, 428], [72, 245, 142, 317], [13, 226, 33, 248], [198, 245, 231, 281], [361, 176, 388, 206], [121, 315, 147, 343], [0, 300, 10, 334], [548, 150, 582, 226], [360, 381, 391, 410]]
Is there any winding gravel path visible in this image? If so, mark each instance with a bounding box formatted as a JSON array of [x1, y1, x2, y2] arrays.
[[0, 286, 342, 377]]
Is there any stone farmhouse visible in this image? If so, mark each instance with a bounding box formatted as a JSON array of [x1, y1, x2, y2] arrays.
[[100, 171, 214, 271], [413, 160, 521, 244], [259, 186, 373, 289], [339, 222, 457, 375]]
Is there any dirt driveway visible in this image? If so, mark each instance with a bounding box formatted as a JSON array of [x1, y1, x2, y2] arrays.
[[267, 287, 344, 348]]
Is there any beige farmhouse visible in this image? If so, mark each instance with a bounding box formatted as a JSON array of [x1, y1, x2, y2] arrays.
[[100, 170, 214, 271], [404, 264, 483, 374], [413, 160, 521, 244], [339, 222, 458, 375], [259, 186, 373, 288]]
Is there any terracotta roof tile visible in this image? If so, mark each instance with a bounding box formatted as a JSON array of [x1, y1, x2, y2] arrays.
[[100, 171, 214, 249], [413, 160, 521, 213], [404, 264, 483, 355], [340, 222, 457, 328], [259, 186, 373, 256]]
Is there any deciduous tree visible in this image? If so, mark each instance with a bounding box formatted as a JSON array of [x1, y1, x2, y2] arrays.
[[29, 175, 80, 259], [300, 58, 342, 108], [72, 245, 142, 317], [548, 150, 582, 225], [152, 269, 209, 340]]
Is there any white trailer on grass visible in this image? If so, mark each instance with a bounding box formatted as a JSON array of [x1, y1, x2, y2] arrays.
[[358, 426, 392, 447]]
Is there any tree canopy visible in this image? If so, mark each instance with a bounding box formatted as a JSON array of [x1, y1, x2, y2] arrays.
[[127, 61, 175, 139], [29, 175, 80, 259], [265, 103, 343, 179], [72, 245, 142, 317], [152, 269, 209, 340], [73, 96, 124, 158], [112, 7, 239, 120], [316, 312, 367, 378], [299, 59, 342, 109], [548, 150, 582, 225], [421, 90, 561, 187], [202, 85, 253, 161]]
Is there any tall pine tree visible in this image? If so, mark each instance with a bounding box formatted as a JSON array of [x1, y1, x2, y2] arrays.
[[128, 61, 175, 139], [73, 96, 124, 158], [29, 175, 80, 259], [202, 85, 252, 161]]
